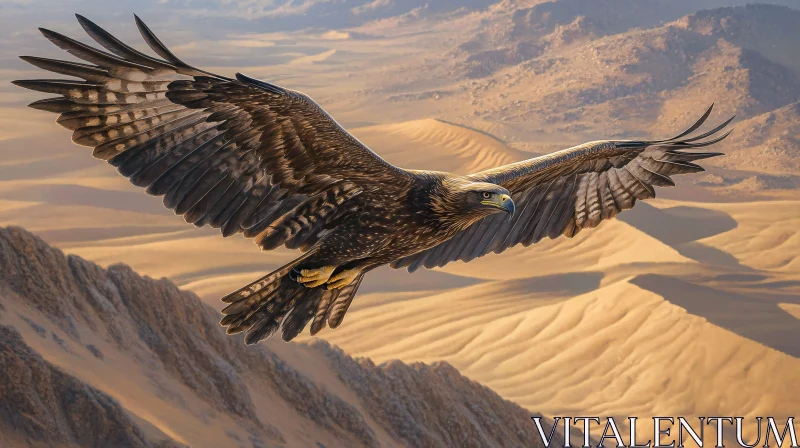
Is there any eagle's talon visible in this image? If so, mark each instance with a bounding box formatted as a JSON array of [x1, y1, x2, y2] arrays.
[[296, 266, 336, 288], [301, 279, 329, 288], [326, 269, 361, 290]]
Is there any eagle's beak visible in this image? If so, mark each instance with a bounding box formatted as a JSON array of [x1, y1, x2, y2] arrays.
[[499, 194, 515, 216], [483, 194, 515, 215]]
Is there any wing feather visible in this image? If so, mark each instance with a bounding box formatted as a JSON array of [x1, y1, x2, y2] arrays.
[[549, 174, 580, 237], [393, 105, 732, 271], [15, 14, 412, 252]]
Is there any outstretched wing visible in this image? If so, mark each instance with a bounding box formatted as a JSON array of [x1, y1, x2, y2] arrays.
[[392, 106, 732, 272], [14, 14, 412, 252]]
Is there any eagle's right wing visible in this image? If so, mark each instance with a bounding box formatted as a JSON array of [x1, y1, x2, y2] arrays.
[[14, 14, 413, 252], [392, 106, 733, 272]]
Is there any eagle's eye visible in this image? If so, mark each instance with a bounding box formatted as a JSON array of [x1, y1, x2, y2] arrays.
[[481, 192, 491, 199]]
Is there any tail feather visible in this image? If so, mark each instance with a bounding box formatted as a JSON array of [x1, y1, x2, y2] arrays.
[[242, 282, 302, 344], [280, 288, 326, 342], [327, 274, 365, 329], [219, 251, 366, 344], [309, 289, 342, 336], [220, 250, 315, 304]]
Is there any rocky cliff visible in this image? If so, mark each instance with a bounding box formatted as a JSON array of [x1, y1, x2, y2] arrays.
[[0, 226, 545, 448]]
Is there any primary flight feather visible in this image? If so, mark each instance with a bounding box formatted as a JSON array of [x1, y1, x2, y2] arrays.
[[14, 15, 732, 344]]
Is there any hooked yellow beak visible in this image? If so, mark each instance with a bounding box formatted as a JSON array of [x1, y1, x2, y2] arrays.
[[481, 193, 515, 216]]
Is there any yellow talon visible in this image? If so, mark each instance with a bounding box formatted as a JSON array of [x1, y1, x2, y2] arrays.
[[326, 269, 361, 290], [303, 279, 329, 288], [297, 266, 335, 287]]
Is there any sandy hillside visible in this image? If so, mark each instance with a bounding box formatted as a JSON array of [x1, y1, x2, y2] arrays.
[[352, 119, 528, 174]]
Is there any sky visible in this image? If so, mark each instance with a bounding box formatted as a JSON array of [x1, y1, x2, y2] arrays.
[[0, 1, 342, 112], [0, 0, 493, 106]]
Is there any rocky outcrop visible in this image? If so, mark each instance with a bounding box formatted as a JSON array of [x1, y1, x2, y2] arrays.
[[0, 325, 173, 448], [716, 101, 800, 174], [449, 3, 800, 157], [0, 226, 546, 448], [318, 347, 537, 448]]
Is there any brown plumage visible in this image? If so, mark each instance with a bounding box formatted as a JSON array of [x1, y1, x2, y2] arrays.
[[14, 15, 733, 344]]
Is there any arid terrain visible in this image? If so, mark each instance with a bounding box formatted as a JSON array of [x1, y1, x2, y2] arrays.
[[0, 227, 547, 447], [0, 0, 798, 446]]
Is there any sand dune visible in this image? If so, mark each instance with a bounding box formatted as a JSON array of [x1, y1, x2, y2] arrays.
[[310, 274, 800, 421], [695, 200, 800, 274], [352, 118, 528, 174], [296, 191, 800, 428], [781, 303, 800, 319]]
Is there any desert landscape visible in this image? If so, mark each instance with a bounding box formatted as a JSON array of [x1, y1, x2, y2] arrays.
[[0, 0, 799, 446]]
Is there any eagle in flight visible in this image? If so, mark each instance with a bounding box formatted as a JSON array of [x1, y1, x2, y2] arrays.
[[14, 15, 733, 344]]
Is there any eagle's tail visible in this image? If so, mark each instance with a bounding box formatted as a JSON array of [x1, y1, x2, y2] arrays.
[[219, 252, 365, 344]]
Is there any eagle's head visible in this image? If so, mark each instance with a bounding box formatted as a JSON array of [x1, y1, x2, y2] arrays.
[[430, 177, 515, 230]]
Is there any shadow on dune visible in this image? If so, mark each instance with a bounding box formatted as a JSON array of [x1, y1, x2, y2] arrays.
[[619, 202, 746, 269], [707, 273, 800, 298], [363, 269, 603, 297], [711, 273, 769, 282], [619, 203, 738, 244], [674, 242, 746, 268], [362, 266, 485, 294], [498, 271, 604, 297], [631, 274, 800, 358], [748, 280, 800, 290]]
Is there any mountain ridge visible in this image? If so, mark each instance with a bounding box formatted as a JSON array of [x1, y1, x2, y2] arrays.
[[0, 225, 547, 448]]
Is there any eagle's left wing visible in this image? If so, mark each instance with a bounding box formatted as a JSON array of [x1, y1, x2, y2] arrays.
[[391, 106, 733, 272]]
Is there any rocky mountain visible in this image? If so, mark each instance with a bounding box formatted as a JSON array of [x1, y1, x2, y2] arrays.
[[506, 0, 800, 40], [426, 3, 800, 181], [457, 0, 800, 69], [0, 326, 174, 448], [459, 4, 800, 112], [0, 226, 547, 448], [715, 101, 800, 174]]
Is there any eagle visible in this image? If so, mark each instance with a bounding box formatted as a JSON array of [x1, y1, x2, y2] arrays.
[[14, 15, 733, 344]]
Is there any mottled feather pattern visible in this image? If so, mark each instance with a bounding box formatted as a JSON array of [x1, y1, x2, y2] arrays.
[[256, 182, 362, 251], [57, 101, 183, 131], [326, 274, 364, 329], [574, 175, 590, 228], [280, 288, 325, 342], [584, 172, 602, 229], [393, 105, 732, 272], [14, 14, 410, 254], [222, 269, 364, 344], [309, 289, 341, 336]]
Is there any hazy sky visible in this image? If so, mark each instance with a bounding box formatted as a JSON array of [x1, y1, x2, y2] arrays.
[[0, 0, 493, 107], [0, 0, 356, 112]]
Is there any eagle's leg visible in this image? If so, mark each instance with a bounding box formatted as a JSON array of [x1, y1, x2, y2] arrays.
[[296, 266, 336, 288], [326, 268, 362, 290]]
